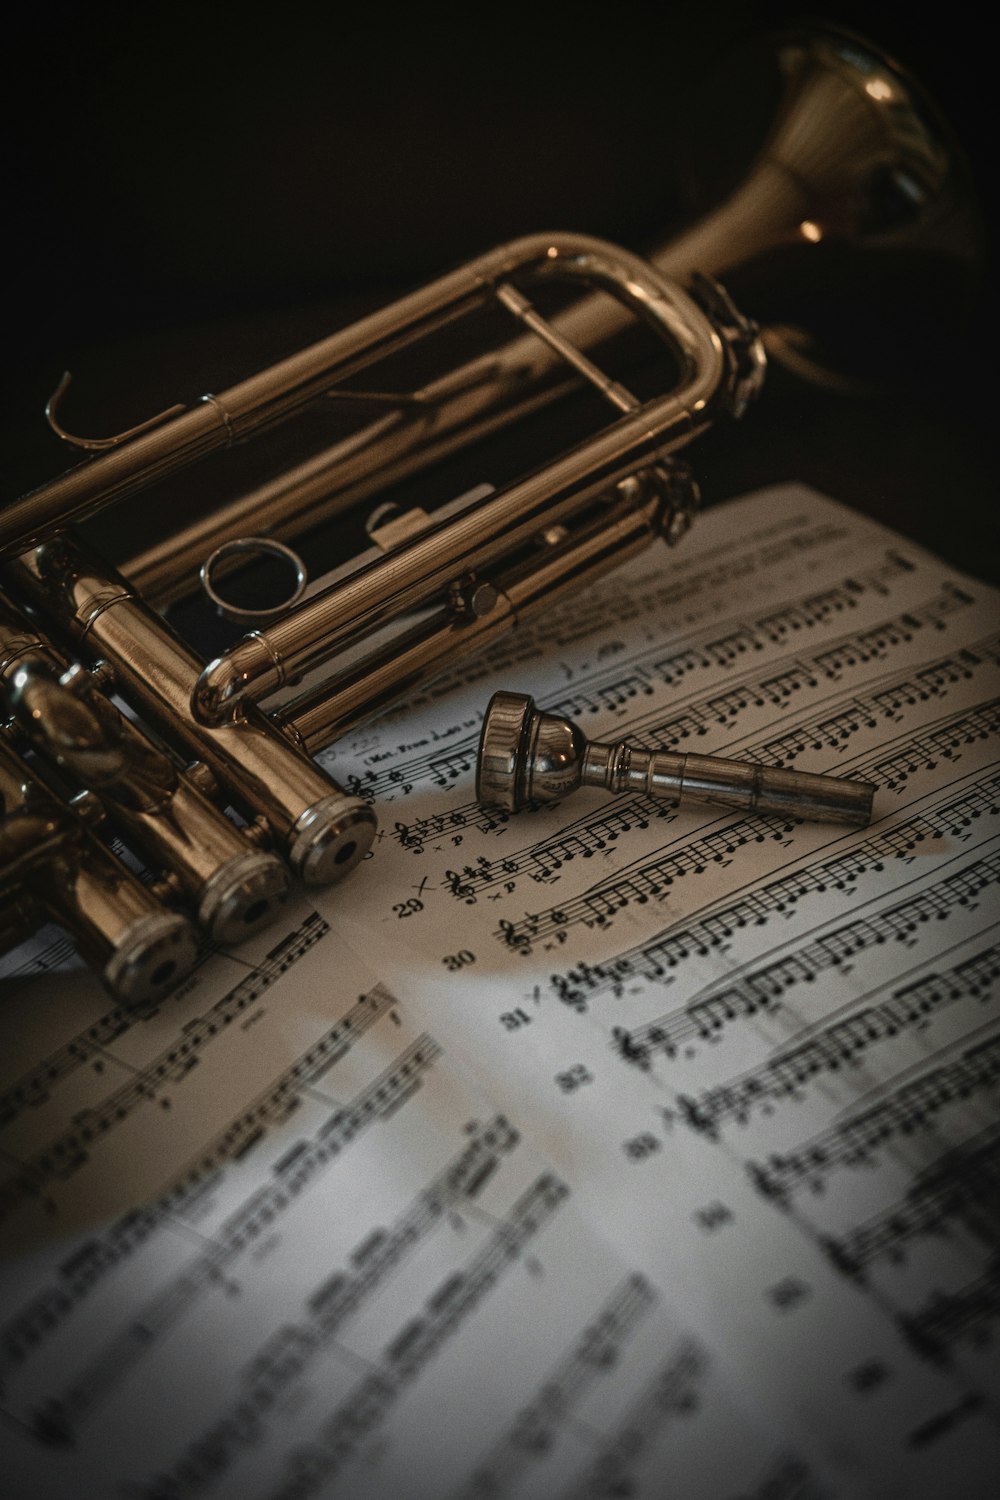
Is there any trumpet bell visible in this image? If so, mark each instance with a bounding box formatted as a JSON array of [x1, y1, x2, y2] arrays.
[[659, 24, 981, 387]]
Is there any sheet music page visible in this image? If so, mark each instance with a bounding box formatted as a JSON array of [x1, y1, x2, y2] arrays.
[[2, 484, 998, 1497]]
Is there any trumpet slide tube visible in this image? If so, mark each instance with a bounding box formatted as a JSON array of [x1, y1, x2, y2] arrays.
[[102, 26, 954, 609], [0, 234, 735, 563], [191, 236, 736, 724]]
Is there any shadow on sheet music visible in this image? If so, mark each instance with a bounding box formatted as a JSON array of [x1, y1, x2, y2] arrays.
[[0, 905, 436, 1251]]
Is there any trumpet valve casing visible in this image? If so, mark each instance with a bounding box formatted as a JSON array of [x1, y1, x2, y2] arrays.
[[0, 738, 200, 1004], [4, 538, 376, 889]]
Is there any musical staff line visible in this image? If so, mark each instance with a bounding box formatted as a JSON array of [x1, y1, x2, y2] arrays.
[[0, 930, 80, 994], [0, 920, 387, 1221], [557, 586, 974, 732], [452, 1272, 657, 1500], [389, 626, 998, 859], [558, 1340, 709, 1500], [53, 1115, 520, 1471], [901, 1259, 1000, 1358], [613, 846, 1000, 1068], [263, 1172, 570, 1500], [410, 526, 899, 711], [495, 702, 1000, 952], [763, 697, 1000, 781], [746, 1025, 1000, 1205], [389, 800, 516, 855], [0, 911, 330, 1137], [672, 936, 1000, 1136], [596, 618, 994, 767], [349, 554, 941, 803], [549, 771, 1000, 1011], [465, 680, 999, 908], [0, 998, 429, 1403], [822, 1123, 1000, 1277], [444, 795, 678, 901], [23, 1029, 440, 1446]]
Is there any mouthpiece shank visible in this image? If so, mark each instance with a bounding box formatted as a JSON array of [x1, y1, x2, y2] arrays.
[[583, 744, 874, 826]]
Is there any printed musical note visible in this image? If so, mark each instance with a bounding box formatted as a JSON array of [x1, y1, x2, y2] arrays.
[[352, 561, 970, 803], [34, 1112, 518, 1457], [672, 940, 1000, 1134], [613, 856, 1000, 1068], [499, 718, 1000, 956], [0, 911, 330, 1135], [823, 1123, 1000, 1275], [416, 1274, 657, 1499], [900, 1265, 1000, 1358], [0, 993, 418, 1394], [747, 1029, 1000, 1204], [0, 915, 363, 1217], [232, 1174, 570, 1500], [566, 1340, 709, 1496]]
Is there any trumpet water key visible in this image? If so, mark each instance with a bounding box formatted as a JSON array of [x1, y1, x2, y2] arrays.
[[476, 691, 876, 827]]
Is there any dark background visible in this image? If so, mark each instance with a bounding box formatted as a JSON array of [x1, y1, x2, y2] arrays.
[[3, 2, 994, 584]]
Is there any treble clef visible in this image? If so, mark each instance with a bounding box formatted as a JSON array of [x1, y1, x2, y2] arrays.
[[444, 869, 476, 902], [498, 919, 531, 953]]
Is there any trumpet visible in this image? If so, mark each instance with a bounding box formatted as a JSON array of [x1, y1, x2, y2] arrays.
[[0, 26, 971, 1003]]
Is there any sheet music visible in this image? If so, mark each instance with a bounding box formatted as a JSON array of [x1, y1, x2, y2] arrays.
[[2, 485, 998, 1497]]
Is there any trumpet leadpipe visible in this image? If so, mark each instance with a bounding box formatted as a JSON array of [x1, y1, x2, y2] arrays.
[[0, 233, 723, 565]]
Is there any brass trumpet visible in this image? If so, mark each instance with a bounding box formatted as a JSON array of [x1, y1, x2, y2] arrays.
[[0, 27, 971, 1003]]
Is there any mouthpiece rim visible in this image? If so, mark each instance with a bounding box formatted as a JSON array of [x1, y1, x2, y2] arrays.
[[476, 691, 536, 812]]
